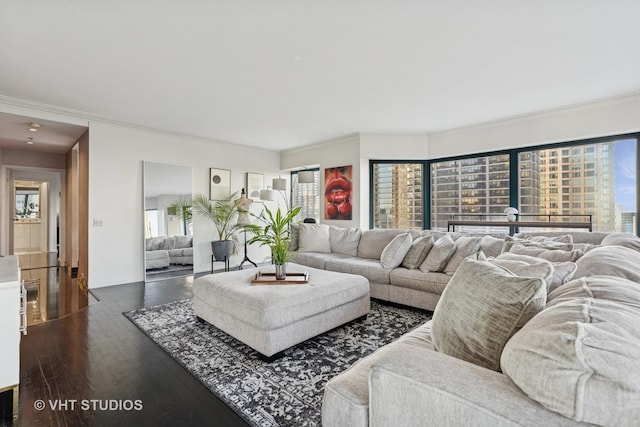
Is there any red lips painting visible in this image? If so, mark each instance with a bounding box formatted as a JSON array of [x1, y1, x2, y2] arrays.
[[324, 165, 352, 220]]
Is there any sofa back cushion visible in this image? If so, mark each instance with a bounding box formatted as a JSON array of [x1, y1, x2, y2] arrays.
[[601, 232, 640, 252], [401, 235, 434, 269], [501, 276, 640, 426], [329, 226, 361, 256], [380, 233, 413, 268], [172, 235, 192, 249], [432, 259, 546, 371], [443, 236, 482, 275], [574, 245, 640, 281], [358, 229, 406, 259], [508, 244, 584, 262], [494, 252, 577, 293], [298, 223, 331, 253], [420, 234, 456, 273]]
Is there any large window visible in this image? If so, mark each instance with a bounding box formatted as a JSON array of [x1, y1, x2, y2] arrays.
[[371, 162, 423, 229], [291, 169, 320, 222], [519, 138, 637, 232], [370, 133, 639, 234], [431, 154, 510, 230]]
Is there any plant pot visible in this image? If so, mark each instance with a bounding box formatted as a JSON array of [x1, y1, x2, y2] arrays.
[[274, 263, 286, 280], [211, 240, 233, 261]]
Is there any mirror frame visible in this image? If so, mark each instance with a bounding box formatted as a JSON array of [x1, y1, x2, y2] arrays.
[[143, 161, 193, 282]]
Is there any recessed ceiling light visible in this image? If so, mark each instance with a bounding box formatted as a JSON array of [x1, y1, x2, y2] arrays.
[[28, 122, 41, 132], [26, 137, 34, 145]]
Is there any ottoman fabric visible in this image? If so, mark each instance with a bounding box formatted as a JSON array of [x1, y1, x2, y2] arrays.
[[193, 264, 370, 357]]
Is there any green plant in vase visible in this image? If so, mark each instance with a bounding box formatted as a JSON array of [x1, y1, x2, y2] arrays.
[[248, 204, 302, 279]]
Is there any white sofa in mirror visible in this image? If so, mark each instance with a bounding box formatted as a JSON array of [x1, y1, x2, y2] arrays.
[[143, 161, 193, 281]]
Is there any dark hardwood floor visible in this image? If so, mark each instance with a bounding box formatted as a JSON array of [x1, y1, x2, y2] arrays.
[[19, 275, 249, 427]]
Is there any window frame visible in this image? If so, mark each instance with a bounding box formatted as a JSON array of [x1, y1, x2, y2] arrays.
[[369, 132, 640, 235]]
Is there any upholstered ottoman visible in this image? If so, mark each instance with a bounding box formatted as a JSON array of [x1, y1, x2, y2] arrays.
[[193, 264, 370, 359]]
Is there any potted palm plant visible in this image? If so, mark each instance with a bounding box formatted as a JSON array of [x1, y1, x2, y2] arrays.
[[248, 204, 302, 279], [191, 192, 258, 261]]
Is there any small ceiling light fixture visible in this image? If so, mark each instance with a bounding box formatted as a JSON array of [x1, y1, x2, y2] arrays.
[[28, 122, 41, 132], [26, 137, 35, 145]]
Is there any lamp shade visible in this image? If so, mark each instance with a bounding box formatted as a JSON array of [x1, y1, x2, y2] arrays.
[[272, 177, 287, 191], [298, 171, 315, 183], [504, 207, 519, 215], [260, 189, 275, 201]]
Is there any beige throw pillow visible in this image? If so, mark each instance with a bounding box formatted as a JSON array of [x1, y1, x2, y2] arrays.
[[380, 233, 413, 268], [329, 226, 361, 256], [298, 223, 331, 253], [431, 259, 546, 371], [401, 235, 434, 269], [510, 243, 583, 262], [443, 236, 482, 275], [495, 252, 577, 292], [420, 234, 456, 272]]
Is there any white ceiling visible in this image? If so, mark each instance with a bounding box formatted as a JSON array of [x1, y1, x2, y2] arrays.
[[1, 1, 639, 153]]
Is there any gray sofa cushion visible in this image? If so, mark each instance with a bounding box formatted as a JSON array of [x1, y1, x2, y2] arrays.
[[357, 229, 406, 259], [401, 235, 434, 269], [291, 253, 352, 270], [172, 235, 192, 249], [480, 235, 506, 258], [509, 244, 584, 262], [443, 236, 482, 275], [324, 257, 393, 284], [421, 234, 456, 272], [432, 259, 546, 371], [502, 276, 640, 426], [298, 223, 331, 253], [574, 245, 640, 281], [389, 268, 450, 295], [329, 226, 362, 256], [380, 233, 413, 268], [601, 232, 640, 252]]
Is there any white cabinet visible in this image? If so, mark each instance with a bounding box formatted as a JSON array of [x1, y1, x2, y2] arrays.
[[13, 218, 43, 253], [0, 256, 22, 421]]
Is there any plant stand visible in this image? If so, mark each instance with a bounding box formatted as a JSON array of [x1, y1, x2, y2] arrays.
[[238, 229, 257, 270]]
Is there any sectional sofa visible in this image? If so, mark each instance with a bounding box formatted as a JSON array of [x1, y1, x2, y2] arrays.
[[290, 223, 548, 311], [145, 235, 193, 270], [313, 229, 640, 427]]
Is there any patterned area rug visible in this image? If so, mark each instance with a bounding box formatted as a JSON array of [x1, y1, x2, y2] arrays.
[[124, 299, 430, 427]]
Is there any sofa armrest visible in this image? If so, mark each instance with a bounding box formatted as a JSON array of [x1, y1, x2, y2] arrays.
[[369, 346, 588, 427]]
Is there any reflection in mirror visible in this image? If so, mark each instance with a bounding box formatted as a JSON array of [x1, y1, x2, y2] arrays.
[[143, 162, 193, 282], [15, 184, 40, 218]]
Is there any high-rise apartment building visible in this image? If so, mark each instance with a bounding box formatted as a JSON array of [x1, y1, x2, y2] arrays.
[[372, 163, 423, 229]]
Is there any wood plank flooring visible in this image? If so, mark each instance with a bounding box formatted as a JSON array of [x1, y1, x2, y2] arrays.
[[18, 276, 249, 427]]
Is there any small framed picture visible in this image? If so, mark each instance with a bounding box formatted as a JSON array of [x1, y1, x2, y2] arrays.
[[210, 168, 231, 200], [246, 172, 264, 200]]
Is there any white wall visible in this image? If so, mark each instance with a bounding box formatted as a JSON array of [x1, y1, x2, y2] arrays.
[[281, 135, 361, 228], [428, 93, 640, 159], [88, 121, 281, 288], [281, 133, 429, 228]]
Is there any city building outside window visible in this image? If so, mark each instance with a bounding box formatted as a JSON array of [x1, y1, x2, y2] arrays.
[[372, 162, 423, 229]]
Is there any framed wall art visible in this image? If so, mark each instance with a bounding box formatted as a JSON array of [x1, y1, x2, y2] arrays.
[[210, 168, 231, 200], [324, 165, 353, 220], [246, 172, 264, 200]]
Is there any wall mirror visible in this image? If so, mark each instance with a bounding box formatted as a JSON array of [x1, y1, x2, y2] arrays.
[[15, 183, 41, 218], [143, 161, 193, 282]]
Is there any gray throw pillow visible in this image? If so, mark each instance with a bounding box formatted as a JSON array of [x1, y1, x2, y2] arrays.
[[298, 223, 331, 253], [380, 233, 413, 269], [420, 234, 456, 272], [329, 226, 361, 256], [510, 244, 583, 262], [431, 259, 546, 371], [443, 236, 482, 275], [401, 236, 434, 269], [496, 252, 576, 293]]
